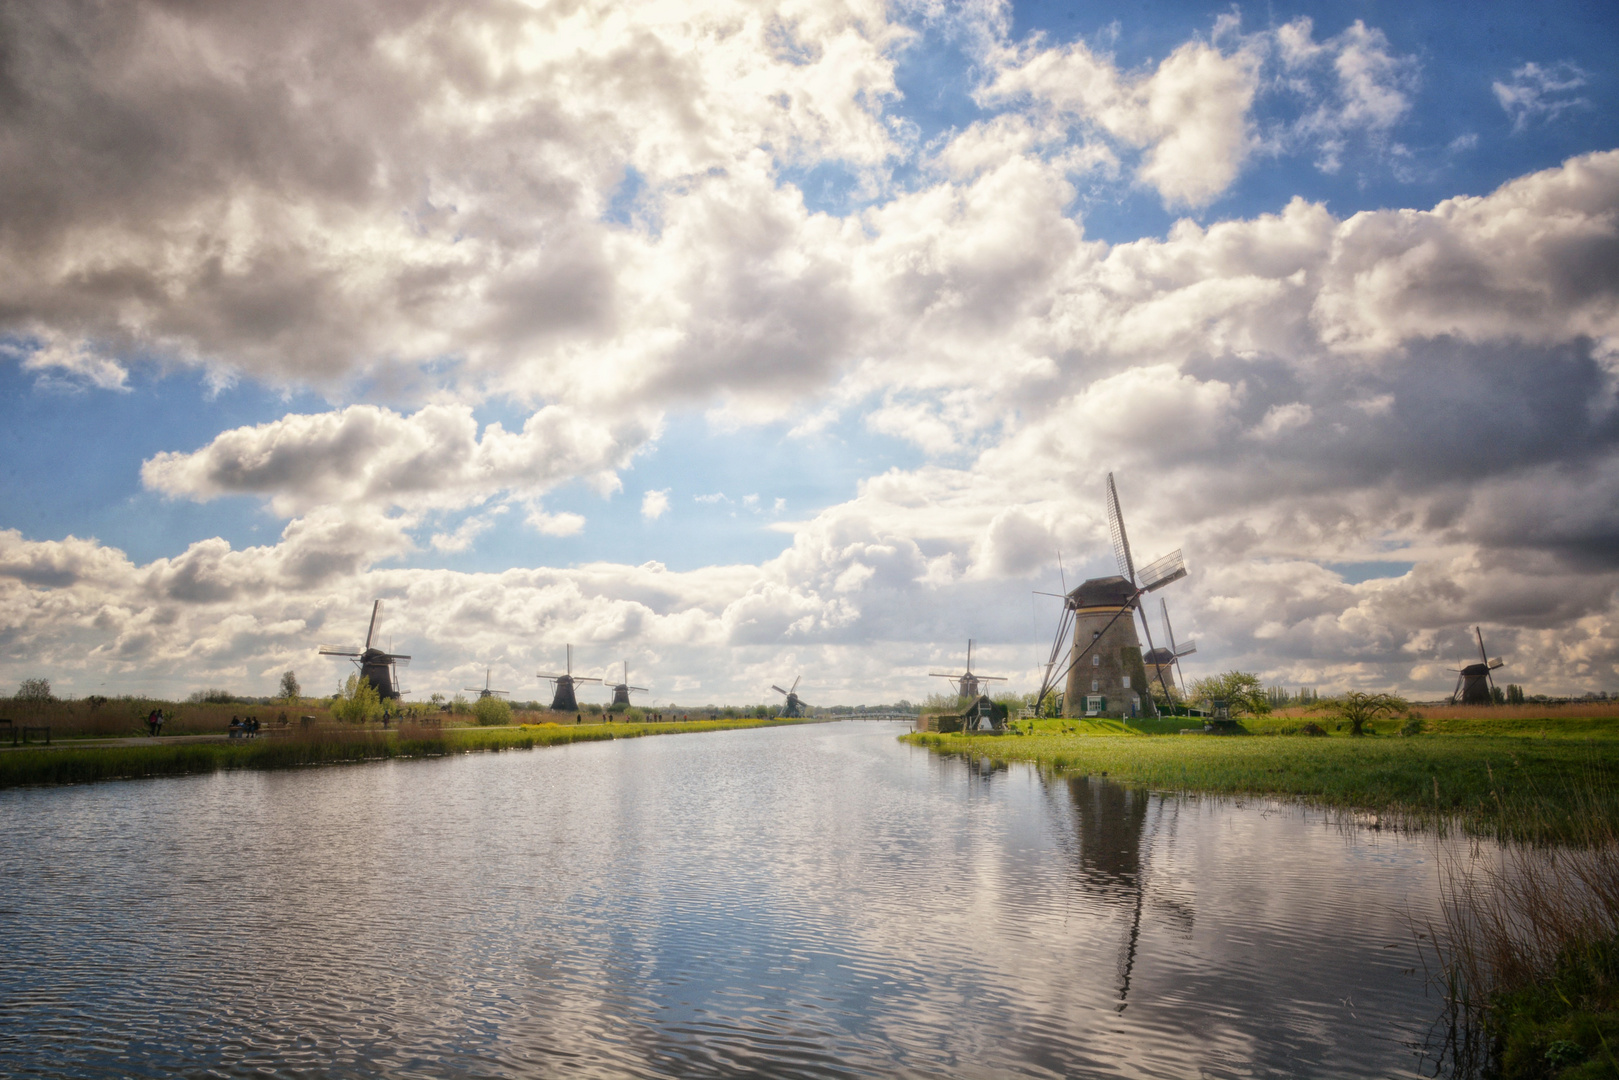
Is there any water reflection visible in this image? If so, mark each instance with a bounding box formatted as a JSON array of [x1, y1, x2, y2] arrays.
[[1057, 776, 1156, 1010], [0, 723, 1453, 1078]]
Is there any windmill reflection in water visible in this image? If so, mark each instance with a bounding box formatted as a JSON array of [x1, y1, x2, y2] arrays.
[[1047, 774, 1192, 1012]]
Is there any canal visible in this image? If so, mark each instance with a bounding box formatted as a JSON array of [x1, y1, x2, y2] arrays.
[[0, 720, 1455, 1077]]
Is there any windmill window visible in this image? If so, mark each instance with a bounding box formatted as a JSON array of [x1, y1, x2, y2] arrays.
[[1092, 654, 1101, 666], [1122, 675, 1131, 689], [1091, 678, 1100, 692]]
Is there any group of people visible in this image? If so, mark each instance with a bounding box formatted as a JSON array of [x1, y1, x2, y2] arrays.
[[228, 715, 261, 738], [144, 709, 165, 736]]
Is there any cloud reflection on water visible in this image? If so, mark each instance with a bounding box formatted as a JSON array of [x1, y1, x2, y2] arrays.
[[0, 722, 1451, 1078]]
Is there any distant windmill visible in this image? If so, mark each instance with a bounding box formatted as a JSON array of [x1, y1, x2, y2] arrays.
[[771, 676, 807, 718], [538, 645, 602, 712], [319, 599, 411, 700], [1035, 474, 1186, 719], [1142, 598, 1196, 698], [606, 661, 648, 707], [929, 640, 1008, 700], [464, 668, 509, 701], [1450, 626, 1506, 705]]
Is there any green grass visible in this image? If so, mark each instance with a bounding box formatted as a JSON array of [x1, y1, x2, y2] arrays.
[[0, 718, 819, 789], [1489, 938, 1619, 1079], [902, 719, 1619, 842]]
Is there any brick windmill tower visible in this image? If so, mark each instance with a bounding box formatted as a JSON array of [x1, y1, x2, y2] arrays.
[[1036, 474, 1187, 719]]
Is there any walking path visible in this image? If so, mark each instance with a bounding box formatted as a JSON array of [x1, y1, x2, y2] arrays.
[[1, 733, 233, 752]]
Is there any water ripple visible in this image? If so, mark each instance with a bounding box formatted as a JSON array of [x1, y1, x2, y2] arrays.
[[1, 722, 1455, 1078]]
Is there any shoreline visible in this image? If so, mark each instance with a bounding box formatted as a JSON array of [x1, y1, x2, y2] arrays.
[[0, 717, 827, 790], [901, 724, 1619, 844]]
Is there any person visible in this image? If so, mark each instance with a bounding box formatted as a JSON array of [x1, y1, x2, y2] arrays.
[[153, 710, 165, 736], [146, 709, 158, 736]]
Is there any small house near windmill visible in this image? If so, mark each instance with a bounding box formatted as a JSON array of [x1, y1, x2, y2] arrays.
[[916, 695, 1008, 733]]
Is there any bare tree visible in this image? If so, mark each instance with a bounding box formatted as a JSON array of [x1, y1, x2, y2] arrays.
[[15, 677, 53, 702], [1310, 691, 1409, 736]]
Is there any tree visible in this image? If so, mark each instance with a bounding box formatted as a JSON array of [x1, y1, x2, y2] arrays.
[[15, 677, 53, 702], [1310, 691, 1409, 736], [332, 674, 383, 725], [471, 694, 514, 726], [279, 670, 301, 700], [1188, 671, 1271, 716]]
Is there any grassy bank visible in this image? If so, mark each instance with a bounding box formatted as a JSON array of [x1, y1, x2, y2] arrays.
[[902, 713, 1619, 843], [0, 717, 818, 789], [1426, 806, 1619, 1078]]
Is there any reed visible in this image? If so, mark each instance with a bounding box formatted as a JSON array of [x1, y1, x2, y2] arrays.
[[1422, 779, 1619, 1078], [0, 716, 820, 788]]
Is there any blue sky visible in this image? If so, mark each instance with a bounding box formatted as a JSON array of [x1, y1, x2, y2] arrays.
[[1, 0, 1616, 702]]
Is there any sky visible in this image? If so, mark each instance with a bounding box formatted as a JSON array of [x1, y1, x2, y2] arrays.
[[1, 0, 1616, 706]]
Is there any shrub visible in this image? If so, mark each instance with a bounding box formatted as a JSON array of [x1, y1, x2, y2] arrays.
[[332, 675, 383, 724], [1299, 722, 1328, 737], [187, 688, 236, 704], [472, 695, 514, 726], [1401, 716, 1426, 737]]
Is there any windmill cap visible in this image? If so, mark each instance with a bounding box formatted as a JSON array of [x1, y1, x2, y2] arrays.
[[1068, 576, 1135, 608]]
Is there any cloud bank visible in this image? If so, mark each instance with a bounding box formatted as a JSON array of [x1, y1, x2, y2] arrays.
[[1, 0, 1616, 700]]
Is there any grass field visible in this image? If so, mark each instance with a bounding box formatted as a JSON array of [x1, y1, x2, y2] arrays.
[[903, 712, 1619, 843], [0, 717, 819, 789]]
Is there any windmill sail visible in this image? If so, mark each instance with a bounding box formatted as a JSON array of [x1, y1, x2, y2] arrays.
[[1106, 473, 1135, 583], [319, 598, 409, 700], [772, 676, 808, 717], [929, 639, 1007, 699], [1137, 549, 1187, 592], [1035, 474, 1188, 718]]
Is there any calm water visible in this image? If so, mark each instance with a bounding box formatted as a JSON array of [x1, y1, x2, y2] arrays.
[[0, 721, 1455, 1078]]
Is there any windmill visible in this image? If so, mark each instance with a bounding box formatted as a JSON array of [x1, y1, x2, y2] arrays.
[[538, 645, 602, 712], [771, 676, 807, 718], [1142, 598, 1196, 699], [319, 599, 411, 700], [1035, 474, 1187, 719], [1450, 626, 1506, 705], [929, 640, 1008, 701], [606, 661, 648, 708], [464, 668, 509, 701]]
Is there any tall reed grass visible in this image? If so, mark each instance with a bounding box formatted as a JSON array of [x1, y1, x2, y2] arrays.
[[0, 716, 820, 788], [1266, 702, 1619, 723], [1422, 775, 1619, 1078]]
